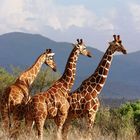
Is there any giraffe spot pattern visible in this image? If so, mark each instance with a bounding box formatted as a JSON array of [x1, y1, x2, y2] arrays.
[[98, 67, 104, 75], [96, 84, 102, 92]]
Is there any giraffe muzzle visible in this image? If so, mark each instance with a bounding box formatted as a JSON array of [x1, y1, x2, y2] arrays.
[[123, 49, 127, 54], [53, 66, 57, 72], [87, 51, 92, 57]]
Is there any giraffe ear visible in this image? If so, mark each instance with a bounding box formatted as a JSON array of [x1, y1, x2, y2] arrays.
[[72, 43, 79, 48], [72, 38, 82, 48], [108, 42, 112, 45], [48, 53, 55, 57]]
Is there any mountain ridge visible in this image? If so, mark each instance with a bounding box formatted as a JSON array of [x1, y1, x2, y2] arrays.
[[0, 32, 139, 99]]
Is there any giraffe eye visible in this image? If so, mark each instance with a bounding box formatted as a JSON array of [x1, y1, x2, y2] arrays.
[[76, 44, 80, 48], [50, 56, 53, 60], [48, 56, 53, 60]]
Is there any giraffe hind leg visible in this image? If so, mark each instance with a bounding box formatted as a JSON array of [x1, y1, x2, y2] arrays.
[[25, 111, 34, 136], [54, 101, 69, 140], [9, 105, 24, 139]]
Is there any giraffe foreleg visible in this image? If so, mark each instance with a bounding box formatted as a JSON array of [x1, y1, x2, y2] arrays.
[[54, 100, 69, 140], [86, 109, 98, 138], [87, 111, 96, 129], [87, 100, 99, 130]]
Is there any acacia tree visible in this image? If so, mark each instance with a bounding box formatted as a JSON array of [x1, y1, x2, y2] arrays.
[[30, 67, 60, 94], [119, 101, 140, 136], [0, 67, 15, 93], [0, 66, 60, 95]]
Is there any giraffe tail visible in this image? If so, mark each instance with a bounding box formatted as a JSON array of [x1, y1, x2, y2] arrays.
[[8, 104, 11, 128]]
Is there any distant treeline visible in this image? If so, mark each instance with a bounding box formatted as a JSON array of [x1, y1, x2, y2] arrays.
[[0, 66, 60, 94]]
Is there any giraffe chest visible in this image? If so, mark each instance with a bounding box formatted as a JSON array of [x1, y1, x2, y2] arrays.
[[69, 94, 99, 118], [6, 85, 28, 105]]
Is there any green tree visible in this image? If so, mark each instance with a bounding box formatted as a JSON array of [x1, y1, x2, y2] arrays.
[[118, 101, 140, 138], [30, 67, 60, 94], [0, 67, 15, 93]]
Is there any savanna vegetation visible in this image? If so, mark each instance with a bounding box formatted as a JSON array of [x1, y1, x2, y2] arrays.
[[0, 66, 140, 140]]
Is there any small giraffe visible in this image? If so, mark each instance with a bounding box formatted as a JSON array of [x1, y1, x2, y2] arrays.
[[62, 35, 127, 140], [25, 39, 92, 140], [0, 49, 56, 138]]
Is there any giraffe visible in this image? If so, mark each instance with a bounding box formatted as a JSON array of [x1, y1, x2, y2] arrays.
[[62, 35, 127, 140], [25, 39, 92, 140], [0, 49, 56, 138]]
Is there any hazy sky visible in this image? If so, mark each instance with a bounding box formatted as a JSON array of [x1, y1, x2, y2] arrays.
[[0, 0, 140, 52]]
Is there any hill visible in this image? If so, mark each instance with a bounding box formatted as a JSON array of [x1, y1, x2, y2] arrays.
[[0, 32, 140, 99]]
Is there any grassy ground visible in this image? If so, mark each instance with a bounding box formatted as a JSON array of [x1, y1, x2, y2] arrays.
[[0, 121, 138, 140], [0, 105, 140, 140]]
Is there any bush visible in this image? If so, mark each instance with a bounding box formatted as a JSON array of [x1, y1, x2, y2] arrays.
[[0, 67, 15, 93], [30, 67, 60, 94]]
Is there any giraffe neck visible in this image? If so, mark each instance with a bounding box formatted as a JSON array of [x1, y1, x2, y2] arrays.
[[60, 47, 80, 93], [77, 48, 114, 95], [17, 54, 46, 87]]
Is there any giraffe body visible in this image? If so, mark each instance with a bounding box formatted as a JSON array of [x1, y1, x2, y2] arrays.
[[25, 39, 92, 140], [62, 35, 127, 140], [0, 49, 56, 138]]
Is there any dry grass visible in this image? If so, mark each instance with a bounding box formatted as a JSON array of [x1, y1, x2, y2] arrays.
[[0, 106, 139, 140], [0, 122, 138, 140], [0, 127, 113, 140]]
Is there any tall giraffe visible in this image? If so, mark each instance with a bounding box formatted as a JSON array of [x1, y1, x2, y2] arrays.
[[25, 39, 92, 140], [0, 49, 56, 138], [62, 35, 127, 140]]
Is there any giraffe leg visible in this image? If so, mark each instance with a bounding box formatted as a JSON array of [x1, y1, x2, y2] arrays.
[[25, 112, 34, 136], [87, 102, 99, 130], [62, 118, 72, 140], [54, 100, 69, 140], [1, 106, 10, 136], [86, 110, 97, 138], [9, 106, 23, 139], [35, 117, 46, 140]]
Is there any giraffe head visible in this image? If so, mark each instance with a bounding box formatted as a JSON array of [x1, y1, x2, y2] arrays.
[[45, 49, 57, 72], [73, 39, 92, 57], [108, 35, 127, 54]]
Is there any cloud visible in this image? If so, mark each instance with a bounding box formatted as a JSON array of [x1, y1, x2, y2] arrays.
[[0, 0, 114, 34], [129, 3, 140, 30], [0, 0, 139, 53]]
